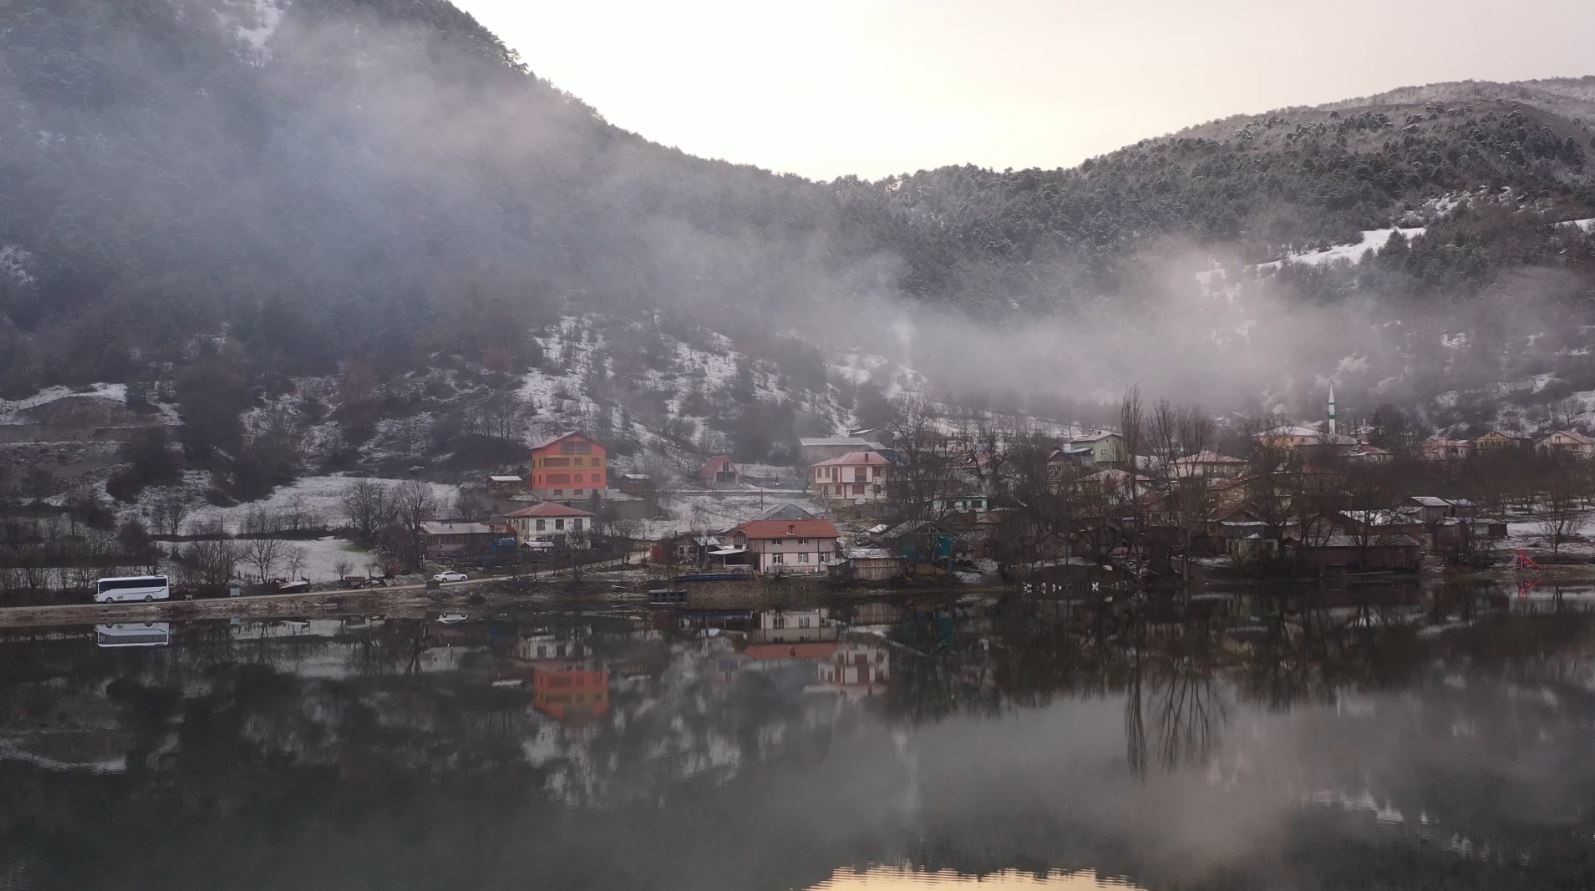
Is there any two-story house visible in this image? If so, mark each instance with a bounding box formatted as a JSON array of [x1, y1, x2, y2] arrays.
[[729, 519, 841, 575], [811, 451, 891, 503], [1069, 431, 1125, 466], [502, 501, 594, 548], [529, 431, 607, 501]]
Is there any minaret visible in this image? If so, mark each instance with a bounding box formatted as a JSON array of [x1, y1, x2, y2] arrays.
[[1328, 384, 1337, 437]]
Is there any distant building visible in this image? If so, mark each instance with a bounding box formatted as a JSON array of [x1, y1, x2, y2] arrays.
[[1473, 431, 1531, 452], [1068, 431, 1125, 466], [418, 520, 507, 560], [729, 518, 841, 575], [799, 436, 887, 465], [1168, 450, 1247, 479], [616, 472, 654, 498], [1255, 425, 1325, 451], [528, 431, 607, 501], [811, 451, 891, 503], [502, 501, 593, 548], [488, 475, 523, 493], [1537, 430, 1595, 458], [700, 455, 740, 488], [832, 547, 905, 583], [1421, 438, 1474, 461]]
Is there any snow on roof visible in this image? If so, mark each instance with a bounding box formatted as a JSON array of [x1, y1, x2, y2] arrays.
[[845, 548, 896, 560], [421, 521, 498, 535], [800, 436, 885, 448], [502, 502, 594, 519], [1410, 496, 1451, 507], [810, 450, 892, 468], [529, 431, 598, 451], [735, 519, 840, 540], [489, 475, 522, 483], [1071, 430, 1120, 443]]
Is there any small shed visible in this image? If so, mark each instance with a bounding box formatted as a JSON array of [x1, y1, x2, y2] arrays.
[[838, 548, 905, 583]]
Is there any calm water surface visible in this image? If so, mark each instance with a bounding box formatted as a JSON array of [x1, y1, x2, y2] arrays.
[[4, 582, 1595, 890]]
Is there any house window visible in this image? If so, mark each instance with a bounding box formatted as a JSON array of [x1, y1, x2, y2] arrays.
[[799, 552, 809, 563], [872, 466, 882, 479], [852, 484, 865, 496], [799, 538, 808, 545], [552, 489, 564, 496], [543, 457, 570, 468], [561, 441, 593, 454], [555, 518, 565, 531], [591, 474, 600, 483], [854, 468, 869, 483], [573, 518, 583, 531], [536, 519, 546, 531], [798, 615, 811, 626], [575, 489, 585, 496], [772, 539, 783, 546], [771, 553, 784, 564], [772, 614, 786, 628]]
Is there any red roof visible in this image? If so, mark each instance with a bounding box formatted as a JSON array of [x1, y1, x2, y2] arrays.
[[735, 519, 840, 540], [810, 450, 891, 468], [503, 502, 594, 519], [529, 431, 600, 451]]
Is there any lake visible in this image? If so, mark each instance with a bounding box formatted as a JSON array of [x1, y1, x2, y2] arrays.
[[4, 580, 1595, 890]]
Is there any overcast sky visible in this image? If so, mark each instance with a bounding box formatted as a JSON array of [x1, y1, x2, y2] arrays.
[[456, 0, 1595, 181]]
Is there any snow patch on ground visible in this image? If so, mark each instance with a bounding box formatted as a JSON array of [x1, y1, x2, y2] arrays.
[[1255, 227, 1426, 271], [0, 383, 128, 424]]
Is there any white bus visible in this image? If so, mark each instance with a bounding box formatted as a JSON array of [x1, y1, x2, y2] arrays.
[[95, 575, 170, 603]]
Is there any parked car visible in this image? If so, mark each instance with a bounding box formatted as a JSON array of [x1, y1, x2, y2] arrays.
[[432, 570, 469, 583]]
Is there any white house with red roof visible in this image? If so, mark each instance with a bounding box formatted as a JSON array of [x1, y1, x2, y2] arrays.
[[729, 518, 841, 574], [810, 451, 891, 503], [502, 501, 594, 548]]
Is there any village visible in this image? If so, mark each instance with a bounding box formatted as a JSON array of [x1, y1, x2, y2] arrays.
[[410, 389, 1595, 594]]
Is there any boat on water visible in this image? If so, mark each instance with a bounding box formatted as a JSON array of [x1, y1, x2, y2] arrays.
[[437, 613, 472, 625]]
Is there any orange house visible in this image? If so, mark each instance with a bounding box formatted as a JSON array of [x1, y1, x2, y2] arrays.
[[529, 432, 607, 500], [530, 661, 611, 725]]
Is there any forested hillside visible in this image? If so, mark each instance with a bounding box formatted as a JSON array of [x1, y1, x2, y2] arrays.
[[5, 0, 1595, 500]]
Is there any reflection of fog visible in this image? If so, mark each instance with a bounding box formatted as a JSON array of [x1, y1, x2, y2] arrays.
[[2, 598, 1595, 889]]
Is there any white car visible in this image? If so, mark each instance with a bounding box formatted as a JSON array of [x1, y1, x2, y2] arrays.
[[432, 570, 469, 583]]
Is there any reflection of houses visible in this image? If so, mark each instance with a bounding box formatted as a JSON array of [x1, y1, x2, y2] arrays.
[[751, 609, 839, 643], [729, 519, 841, 575], [811, 451, 891, 503], [419, 520, 509, 559], [700, 455, 740, 488], [529, 431, 607, 500], [502, 502, 593, 548], [530, 661, 610, 725], [815, 642, 890, 697]]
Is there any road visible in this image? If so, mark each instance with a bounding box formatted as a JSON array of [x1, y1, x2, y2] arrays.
[[0, 553, 643, 627]]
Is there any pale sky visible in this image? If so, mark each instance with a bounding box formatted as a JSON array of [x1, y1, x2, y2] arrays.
[[457, 0, 1595, 181]]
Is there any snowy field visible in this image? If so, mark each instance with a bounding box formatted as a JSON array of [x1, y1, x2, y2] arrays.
[[0, 383, 127, 424], [637, 490, 830, 541], [189, 475, 459, 534]]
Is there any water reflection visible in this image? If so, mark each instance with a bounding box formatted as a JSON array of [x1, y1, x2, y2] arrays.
[[3, 582, 1595, 889], [809, 866, 1143, 889]]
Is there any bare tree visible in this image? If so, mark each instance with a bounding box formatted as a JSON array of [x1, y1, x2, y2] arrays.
[[1539, 456, 1591, 556], [283, 545, 308, 581], [392, 478, 438, 569], [332, 558, 353, 582], [340, 479, 392, 546], [241, 535, 283, 583]]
